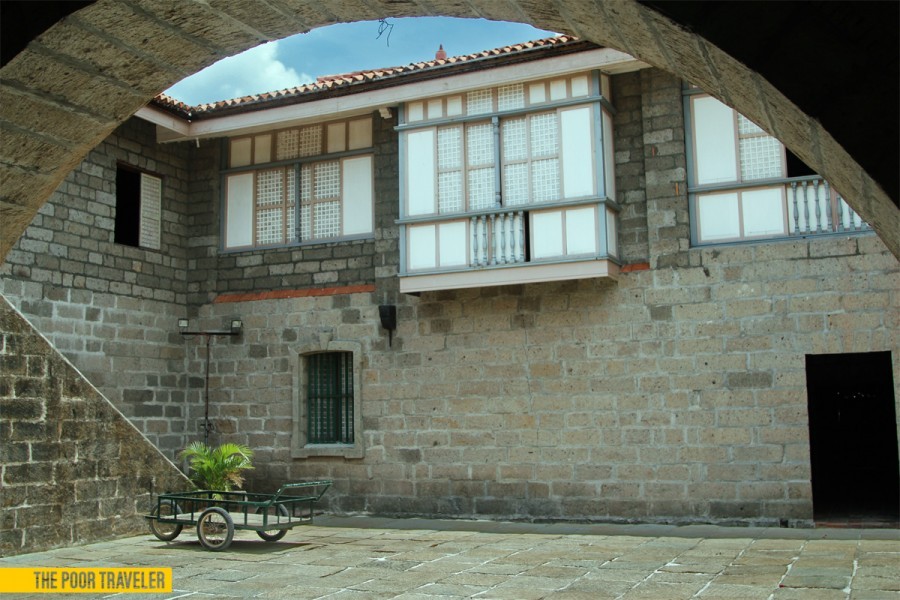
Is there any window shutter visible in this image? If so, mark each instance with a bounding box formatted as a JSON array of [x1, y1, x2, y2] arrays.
[[139, 173, 162, 250], [225, 173, 254, 248], [692, 96, 738, 185], [560, 106, 594, 198], [342, 156, 374, 236]]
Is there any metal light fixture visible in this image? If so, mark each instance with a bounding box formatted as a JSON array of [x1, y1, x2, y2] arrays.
[[177, 317, 244, 445], [178, 318, 243, 337], [379, 305, 397, 347]]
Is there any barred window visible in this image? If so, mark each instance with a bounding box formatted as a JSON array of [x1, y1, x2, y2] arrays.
[[293, 342, 363, 458], [306, 352, 354, 444]]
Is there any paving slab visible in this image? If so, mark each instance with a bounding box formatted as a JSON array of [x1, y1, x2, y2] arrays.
[[1, 515, 897, 599]]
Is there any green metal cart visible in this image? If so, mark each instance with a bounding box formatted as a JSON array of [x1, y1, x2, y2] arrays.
[[146, 480, 332, 551]]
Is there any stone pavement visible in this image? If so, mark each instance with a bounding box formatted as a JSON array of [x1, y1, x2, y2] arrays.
[[2, 516, 898, 599]]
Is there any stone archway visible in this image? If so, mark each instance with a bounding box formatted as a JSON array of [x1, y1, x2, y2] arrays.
[[1, 0, 897, 261]]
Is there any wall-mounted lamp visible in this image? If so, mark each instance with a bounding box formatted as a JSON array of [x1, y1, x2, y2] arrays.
[[177, 317, 243, 446], [178, 318, 243, 337], [379, 305, 397, 347]]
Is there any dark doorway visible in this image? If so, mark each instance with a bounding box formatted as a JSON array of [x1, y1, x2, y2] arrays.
[[805, 352, 899, 526]]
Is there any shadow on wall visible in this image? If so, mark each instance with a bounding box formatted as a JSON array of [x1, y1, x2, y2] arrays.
[[0, 296, 190, 556]]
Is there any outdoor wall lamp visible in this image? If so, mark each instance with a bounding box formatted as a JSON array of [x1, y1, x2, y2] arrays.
[[177, 318, 242, 337], [379, 305, 397, 347], [177, 317, 243, 446]]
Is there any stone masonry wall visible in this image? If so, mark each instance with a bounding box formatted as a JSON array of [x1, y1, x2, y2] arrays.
[[1, 66, 897, 532], [180, 69, 898, 525], [611, 71, 650, 264], [0, 297, 189, 556], [195, 233, 897, 526], [0, 117, 195, 456]]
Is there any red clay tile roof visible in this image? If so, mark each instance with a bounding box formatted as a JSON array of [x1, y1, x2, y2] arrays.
[[152, 34, 591, 119]]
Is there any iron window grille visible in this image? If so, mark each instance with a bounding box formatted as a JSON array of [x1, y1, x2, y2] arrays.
[[306, 352, 354, 444]]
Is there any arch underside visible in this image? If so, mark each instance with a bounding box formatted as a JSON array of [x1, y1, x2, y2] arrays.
[[0, 0, 897, 260]]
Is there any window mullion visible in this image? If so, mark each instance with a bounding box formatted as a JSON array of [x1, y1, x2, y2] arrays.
[[492, 116, 501, 208], [281, 168, 288, 244]]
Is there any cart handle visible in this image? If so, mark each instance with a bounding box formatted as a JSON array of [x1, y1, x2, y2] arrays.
[[268, 480, 332, 504]]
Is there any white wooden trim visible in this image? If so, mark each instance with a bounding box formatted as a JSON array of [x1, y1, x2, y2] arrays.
[[399, 259, 619, 293], [146, 49, 646, 142]]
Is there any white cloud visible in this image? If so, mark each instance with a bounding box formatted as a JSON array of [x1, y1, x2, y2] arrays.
[[164, 41, 312, 105]]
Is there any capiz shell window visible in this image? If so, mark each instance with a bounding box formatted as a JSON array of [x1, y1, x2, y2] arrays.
[[223, 117, 374, 250], [398, 71, 620, 291], [689, 94, 785, 186]]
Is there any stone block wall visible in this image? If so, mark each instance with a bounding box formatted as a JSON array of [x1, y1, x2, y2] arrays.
[[0, 118, 195, 456], [612, 71, 650, 264], [1, 65, 897, 534], [195, 233, 897, 526], [0, 297, 189, 556], [179, 68, 897, 525]]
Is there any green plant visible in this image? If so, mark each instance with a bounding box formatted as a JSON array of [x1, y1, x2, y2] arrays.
[[178, 442, 254, 492]]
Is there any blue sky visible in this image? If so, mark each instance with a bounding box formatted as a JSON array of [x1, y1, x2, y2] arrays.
[[164, 18, 557, 105]]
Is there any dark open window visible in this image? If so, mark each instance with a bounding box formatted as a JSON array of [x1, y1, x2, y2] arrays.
[[115, 166, 141, 246], [116, 164, 161, 249]]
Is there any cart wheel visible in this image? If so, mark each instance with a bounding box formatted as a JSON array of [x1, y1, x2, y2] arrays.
[[197, 507, 234, 551], [256, 504, 290, 542], [149, 500, 183, 541]]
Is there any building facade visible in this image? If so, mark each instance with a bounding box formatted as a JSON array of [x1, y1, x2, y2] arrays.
[[2, 36, 898, 530]]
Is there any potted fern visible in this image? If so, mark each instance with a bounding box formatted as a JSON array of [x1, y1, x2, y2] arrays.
[[178, 442, 254, 492]]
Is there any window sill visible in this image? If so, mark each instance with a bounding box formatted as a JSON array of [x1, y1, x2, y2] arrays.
[[400, 258, 620, 293], [291, 444, 364, 459]]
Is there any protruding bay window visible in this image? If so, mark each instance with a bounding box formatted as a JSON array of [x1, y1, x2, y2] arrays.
[[398, 72, 620, 293], [685, 90, 870, 245]]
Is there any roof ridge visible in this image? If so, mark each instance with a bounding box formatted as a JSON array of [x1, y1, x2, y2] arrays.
[[151, 34, 582, 117]]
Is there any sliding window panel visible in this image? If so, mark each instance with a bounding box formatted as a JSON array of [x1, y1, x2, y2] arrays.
[[531, 210, 564, 259], [348, 118, 372, 150], [692, 96, 738, 185], [438, 221, 468, 267], [408, 224, 437, 270], [342, 156, 374, 236], [230, 138, 252, 168], [406, 129, 437, 216], [606, 206, 618, 259], [225, 173, 254, 248], [697, 191, 740, 242], [327, 122, 346, 153], [602, 109, 616, 200], [565, 206, 597, 256], [254, 134, 271, 164], [741, 187, 786, 238], [560, 107, 595, 199]]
